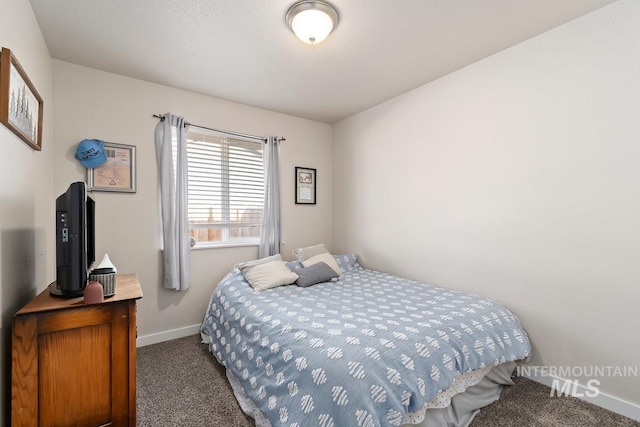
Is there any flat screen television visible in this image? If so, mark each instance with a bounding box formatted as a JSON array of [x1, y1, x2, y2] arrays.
[[50, 182, 95, 297]]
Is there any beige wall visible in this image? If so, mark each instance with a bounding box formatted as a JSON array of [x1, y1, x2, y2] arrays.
[[333, 0, 640, 412], [52, 60, 333, 339], [0, 0, 54, 422]]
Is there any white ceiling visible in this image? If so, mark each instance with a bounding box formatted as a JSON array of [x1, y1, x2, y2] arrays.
[[29, 0, 617, 124]]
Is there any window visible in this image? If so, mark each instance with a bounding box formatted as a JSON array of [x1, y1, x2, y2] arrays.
[[186, 128, 264, 247]]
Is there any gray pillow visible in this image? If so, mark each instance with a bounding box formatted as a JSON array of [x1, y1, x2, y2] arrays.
[[295, 262, 339, 287]]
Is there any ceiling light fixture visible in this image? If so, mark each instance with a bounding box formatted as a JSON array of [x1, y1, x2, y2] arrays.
[[286, 0, 339, 45]]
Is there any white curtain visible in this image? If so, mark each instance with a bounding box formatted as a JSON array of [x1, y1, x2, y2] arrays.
[[155, 113, 191, 290], [258, 136, 281, 258]]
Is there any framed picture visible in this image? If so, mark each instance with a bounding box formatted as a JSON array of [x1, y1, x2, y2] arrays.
[[0, 47, 43, 151], [88, 142, 137, 193], [295, 167, 316, 205]]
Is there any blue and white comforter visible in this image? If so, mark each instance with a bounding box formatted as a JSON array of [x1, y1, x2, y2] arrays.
[[201, 255, 531, 427]]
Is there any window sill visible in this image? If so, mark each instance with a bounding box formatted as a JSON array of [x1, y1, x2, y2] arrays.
[[191, 242, 259, 250]]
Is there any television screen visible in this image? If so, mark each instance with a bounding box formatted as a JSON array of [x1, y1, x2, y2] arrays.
[[51, 182, 95, 297]]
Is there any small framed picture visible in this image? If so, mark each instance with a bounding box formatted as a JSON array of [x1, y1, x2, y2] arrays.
[[0, 47, 44, 151], [88, 142, 137, 193], [295, 167, 316, 205]]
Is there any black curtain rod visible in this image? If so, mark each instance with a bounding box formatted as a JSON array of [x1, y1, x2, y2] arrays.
[[153, 114, 285, 142]]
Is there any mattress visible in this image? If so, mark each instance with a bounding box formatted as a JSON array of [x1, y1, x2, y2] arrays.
[[201, 254, 531, 426]]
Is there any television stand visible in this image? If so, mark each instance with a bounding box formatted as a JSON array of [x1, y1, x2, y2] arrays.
[[11, 273, 143, 426]]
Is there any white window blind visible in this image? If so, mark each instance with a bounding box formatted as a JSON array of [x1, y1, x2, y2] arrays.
[[186, 128, 264, 246]]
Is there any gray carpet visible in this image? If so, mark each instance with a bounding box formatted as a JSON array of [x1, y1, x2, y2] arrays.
[[137, 335, 638, 427]]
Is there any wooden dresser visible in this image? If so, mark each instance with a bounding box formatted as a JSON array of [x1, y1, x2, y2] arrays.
[[11, 273, 143, 427]]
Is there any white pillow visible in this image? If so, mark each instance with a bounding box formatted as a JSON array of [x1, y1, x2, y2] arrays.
[[293, 244, 329, 262], [302, 252, 342, 276], [241, 260, 298, 291], [235, 254, 283, 271]]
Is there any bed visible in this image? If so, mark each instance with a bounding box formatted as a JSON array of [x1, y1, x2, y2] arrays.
[[201, 252, 531, 427]]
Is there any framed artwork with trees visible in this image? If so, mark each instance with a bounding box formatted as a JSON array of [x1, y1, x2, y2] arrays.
[[0, 47, 43, 151]]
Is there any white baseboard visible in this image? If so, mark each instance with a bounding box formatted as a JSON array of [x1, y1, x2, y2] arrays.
[[136, 324, 202, 347], [521, 373, 640, 422]]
